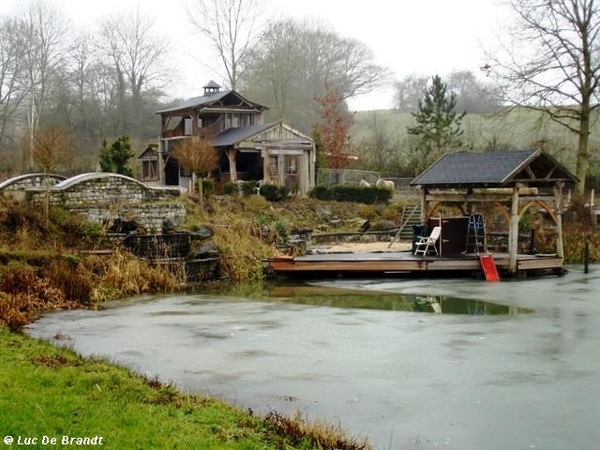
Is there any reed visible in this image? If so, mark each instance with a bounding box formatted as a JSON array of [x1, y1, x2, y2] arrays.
[[0, 267, 78, 329], [212, 219, 273, 283], [264, 411, 371, 450], [79, 250, 180, 302]]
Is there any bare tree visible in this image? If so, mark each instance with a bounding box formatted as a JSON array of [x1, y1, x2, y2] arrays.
[[32, 126, 74, 220], [187, 0, 265, 90], [172, 136, 219, 209], [0, 16, 27, 157], [488, 0, 600, 196], [17, 0, 70, 170], [393, 75, 429, 112], [241, 18, 389, 132], [446, 70, 500, 114], [99, 7, 169, 133]]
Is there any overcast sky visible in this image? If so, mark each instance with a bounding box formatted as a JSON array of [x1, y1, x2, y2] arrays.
[[0, 0, 508, 110]]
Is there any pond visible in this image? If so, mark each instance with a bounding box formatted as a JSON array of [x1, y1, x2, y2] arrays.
[[26, 266, 600, 450]]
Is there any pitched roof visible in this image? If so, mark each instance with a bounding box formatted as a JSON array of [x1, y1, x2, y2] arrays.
[[411, 150, 577, 187], [155, 90, 267, 114], [212, 124, 274, 147]]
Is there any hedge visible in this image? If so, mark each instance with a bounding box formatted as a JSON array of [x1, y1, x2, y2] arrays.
[[309, 185, 392, 204]]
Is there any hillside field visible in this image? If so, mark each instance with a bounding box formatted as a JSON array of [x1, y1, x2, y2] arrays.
[[351, 107, 600, 178]]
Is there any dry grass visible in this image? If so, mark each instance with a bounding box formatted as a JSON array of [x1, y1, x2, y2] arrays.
[[264, 411, 371, 450], [211, 218, 274, 283], [80, 250, 180, 302], [0, 267, 79, 329]]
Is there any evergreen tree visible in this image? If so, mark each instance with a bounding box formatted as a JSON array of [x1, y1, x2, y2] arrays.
[[99, 136, 135, 176], [407, 75, 466, 165]]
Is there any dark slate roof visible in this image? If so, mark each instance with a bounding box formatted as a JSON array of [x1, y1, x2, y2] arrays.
[[203, 80, 221, 89], [155, 90, 233, 114], [155, 89, 267, 114], [411, 150, 577, 187], [212, 124, 274, 147]]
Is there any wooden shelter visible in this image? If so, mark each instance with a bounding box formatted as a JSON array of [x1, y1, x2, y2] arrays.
[[411, 150, 578, 274], [151, 81, 316, 194]]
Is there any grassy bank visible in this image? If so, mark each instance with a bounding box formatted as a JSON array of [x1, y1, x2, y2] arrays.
[[0, 195, 373, 449], [0, 328, 369, 449], [1, 191, 598, 449]]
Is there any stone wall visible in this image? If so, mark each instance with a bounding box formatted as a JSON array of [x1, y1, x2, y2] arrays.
[[0, 173, 67, 201], [20, 173, 185, 234]]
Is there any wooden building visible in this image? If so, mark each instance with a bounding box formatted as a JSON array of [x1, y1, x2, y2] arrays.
[[411, 149, 578, 274], [146, 81, 316, 194], [264, 149, 578, 279]]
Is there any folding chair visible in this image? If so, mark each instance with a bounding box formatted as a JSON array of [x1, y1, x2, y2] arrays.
[[413, 226, 441, 256]]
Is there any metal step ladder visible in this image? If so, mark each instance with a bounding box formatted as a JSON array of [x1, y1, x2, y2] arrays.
[[465, 214, 486, 254]]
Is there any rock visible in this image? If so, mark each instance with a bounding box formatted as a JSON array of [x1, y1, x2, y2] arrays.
[[162, 218, 176, 233], [316, 206, 332, 218], [193, 242, 220, 259], [371, 219, 397, 231], [192, 225, 214, 239]]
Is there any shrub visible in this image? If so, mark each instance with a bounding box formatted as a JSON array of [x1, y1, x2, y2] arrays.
[[309, 185, 392, 204], [244, 194, 269, 213], [222, 182, 238, 195], [193, 179, 214, 199], [260, 184, 289, 202], [241, 181, 258, 196], [201, 179, 214, 198], [308, 185, 332, 201], [357, 205, 377, 220]]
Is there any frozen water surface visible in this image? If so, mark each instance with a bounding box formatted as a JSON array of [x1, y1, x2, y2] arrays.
[[26, 266, 600, 450]]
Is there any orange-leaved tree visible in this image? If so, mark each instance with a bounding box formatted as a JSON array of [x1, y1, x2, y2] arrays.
[[172, 136, 219, 208], [314, 82, 354, 170]]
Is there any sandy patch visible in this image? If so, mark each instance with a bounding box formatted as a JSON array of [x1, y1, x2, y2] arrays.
[[311, 241, 412, 253]]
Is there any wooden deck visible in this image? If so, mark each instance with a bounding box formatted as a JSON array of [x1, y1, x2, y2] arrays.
[[263, 251, 565, 278]]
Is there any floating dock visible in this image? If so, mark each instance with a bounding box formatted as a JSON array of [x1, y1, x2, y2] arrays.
[[263, 251, 564, 278]]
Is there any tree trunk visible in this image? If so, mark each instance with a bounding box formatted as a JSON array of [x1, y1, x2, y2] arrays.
[[575, 105, 590, 197], [226, 149, 238, 182], [194, 172, 204, 210]]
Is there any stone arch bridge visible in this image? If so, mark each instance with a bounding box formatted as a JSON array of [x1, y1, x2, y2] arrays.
[[0, 173, 185, 234]]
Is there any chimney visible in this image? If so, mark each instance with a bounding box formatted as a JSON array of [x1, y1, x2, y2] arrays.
[[203, 80, 221, 96]]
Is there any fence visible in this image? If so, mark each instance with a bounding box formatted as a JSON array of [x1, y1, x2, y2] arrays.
[[316, 169, 418, 198], [316, 168, 381, 187]]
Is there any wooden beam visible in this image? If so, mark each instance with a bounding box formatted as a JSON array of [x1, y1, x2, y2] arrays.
[[554, 181, 565, 259], [420, 188, 427, 224], [508, 185, 521, 274], [425, 193, 513, 203]]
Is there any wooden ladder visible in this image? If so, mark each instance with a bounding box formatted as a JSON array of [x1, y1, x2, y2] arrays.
[[388, 203, 421, 248]]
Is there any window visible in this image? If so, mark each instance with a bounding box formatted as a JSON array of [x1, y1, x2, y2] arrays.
[[286, 156, 299, 174], [142, 160, 158, 181], [269, 155, 279, 180], [184, 118, 192, 135]]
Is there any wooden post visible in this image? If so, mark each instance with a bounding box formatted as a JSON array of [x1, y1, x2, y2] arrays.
[[420, 187, 427, 225], [584, 238, 590, 274], [300, 152, 308, 194], [554, 181, 565, 259], [158, 139, 164, 185], [508, 184, 521, 274]]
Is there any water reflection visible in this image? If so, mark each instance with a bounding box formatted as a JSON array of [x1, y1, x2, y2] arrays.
[[247, 284, 531, 315]]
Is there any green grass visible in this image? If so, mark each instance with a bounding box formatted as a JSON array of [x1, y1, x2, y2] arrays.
[[0, 328, 273, 449], [0, 327, 370, 449], [352, 107, 600, 176]]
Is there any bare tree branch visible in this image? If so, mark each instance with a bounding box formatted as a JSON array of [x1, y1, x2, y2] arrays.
[[187, 0, 266, 89], [487, 0, 600, 195]]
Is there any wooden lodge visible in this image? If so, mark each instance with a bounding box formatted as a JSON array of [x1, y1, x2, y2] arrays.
[[264, 149, 577, 279], [144, 81, 316, 194]]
